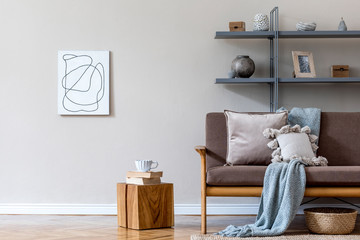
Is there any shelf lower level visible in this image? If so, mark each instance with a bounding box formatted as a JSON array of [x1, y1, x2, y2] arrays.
[[216, 77, 360, 84], [216, 78, 274, 83], [280, 77, 360, 83]]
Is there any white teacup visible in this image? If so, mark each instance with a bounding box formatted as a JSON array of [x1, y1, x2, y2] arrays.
[[135, 160, 159, 172]]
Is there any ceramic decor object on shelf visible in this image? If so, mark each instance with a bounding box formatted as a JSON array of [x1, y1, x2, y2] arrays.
[[227, 70, 236, 78], [338, 17, 347, 31], [231, 55, 255, 78], [253, 13, 269, 31], [296, 22, 317, 31]]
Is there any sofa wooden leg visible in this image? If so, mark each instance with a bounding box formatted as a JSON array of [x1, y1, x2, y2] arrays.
[[201, 193, 207, 234], [195, 145, 207, 234]]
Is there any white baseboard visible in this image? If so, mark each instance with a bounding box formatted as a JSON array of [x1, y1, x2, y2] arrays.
[[0, 203, 358, 215], [0, 204, 117, 215]]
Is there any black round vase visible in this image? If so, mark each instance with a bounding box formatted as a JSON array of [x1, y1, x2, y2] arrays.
[[231, 55, 255, 78]]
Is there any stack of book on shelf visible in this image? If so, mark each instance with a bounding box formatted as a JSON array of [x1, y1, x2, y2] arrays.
[[126, 171, 163, 185]]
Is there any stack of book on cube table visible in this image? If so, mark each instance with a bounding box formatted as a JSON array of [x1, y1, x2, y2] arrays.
[[126, 171, 163, 185]]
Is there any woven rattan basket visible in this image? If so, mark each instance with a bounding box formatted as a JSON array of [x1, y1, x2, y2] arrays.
[[304, 207, 358, 235]]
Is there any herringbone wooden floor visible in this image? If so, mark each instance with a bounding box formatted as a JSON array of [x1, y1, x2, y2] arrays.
[[0, 215, 358, 240]]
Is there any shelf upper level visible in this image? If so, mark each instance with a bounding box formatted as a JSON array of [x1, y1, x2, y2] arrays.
[[216, 77, 360, 84], [215, 31, 360, 39]]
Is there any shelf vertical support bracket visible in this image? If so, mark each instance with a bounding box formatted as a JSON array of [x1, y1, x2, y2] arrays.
[[269, 22, 274, 112], [270, 7, 279, 112]]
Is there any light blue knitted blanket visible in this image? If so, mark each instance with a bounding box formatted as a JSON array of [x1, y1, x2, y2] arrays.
[[215, 159, 306, 237], [278, 107, 321, 143]]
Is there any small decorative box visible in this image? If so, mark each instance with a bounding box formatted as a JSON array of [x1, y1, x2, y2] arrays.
[[229, 21, 245, 32], [331, 65, 349, 78]]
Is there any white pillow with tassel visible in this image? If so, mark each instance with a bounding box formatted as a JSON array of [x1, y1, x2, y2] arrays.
[[263, 124, 328, 166]]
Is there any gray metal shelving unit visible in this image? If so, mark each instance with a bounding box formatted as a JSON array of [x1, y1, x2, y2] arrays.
[[215, 7, 360, 111]]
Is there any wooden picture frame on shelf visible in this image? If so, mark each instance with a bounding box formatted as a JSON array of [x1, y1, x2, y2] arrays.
[[292, 51, 316, 78]]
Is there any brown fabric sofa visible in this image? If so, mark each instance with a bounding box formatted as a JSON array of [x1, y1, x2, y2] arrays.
[[195, 112, 360, 234]]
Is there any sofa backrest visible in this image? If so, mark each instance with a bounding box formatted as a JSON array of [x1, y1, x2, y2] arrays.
[[205, 112, 360, 170], [317, 112, 360, 166], [206, 113, 228, 170]]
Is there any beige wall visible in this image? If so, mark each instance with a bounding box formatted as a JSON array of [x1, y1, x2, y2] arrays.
[[0, 0, 360, 206]]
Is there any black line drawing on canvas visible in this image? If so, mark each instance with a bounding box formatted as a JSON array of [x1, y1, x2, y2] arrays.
[[61, 54, 105, 113]]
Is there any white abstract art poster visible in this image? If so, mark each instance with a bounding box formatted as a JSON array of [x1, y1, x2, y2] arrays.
[[58, 51, 109, 115]]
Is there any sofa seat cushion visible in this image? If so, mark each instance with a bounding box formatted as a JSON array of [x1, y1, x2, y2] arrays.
[[207, 165, 360, 186]]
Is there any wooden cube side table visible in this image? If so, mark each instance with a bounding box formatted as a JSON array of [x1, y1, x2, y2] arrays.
[[117, 183, 174, 230]]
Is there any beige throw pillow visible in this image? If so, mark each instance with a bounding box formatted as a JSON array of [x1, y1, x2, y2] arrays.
[[277, 132, 315, 160], [225, 111, 288, 165]]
